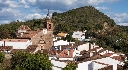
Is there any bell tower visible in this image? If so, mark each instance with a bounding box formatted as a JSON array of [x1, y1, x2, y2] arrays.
[[40, 9, 53, 50], [45, 9, 53, 31]]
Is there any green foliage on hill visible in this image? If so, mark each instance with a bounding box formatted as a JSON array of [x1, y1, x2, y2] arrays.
[[52, 6, 115, 34], [52, 6, 128, 53], [0, 19, 45, 39]]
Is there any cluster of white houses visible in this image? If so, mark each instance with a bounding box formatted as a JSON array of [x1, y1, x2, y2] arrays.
[[0, 11, 127, 70]]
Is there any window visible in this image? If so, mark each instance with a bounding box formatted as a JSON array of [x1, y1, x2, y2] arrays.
[[49, 24, 51, 29]]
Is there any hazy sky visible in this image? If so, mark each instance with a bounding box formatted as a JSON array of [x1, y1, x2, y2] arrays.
[[0, 0, 128, 26]]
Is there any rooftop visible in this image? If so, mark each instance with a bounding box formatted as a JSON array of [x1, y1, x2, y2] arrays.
[[2, 39, 29, 42]]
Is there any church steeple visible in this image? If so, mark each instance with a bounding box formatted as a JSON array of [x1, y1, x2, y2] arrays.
[[45, 9, 53, 31], [46, 9, 51, 20]]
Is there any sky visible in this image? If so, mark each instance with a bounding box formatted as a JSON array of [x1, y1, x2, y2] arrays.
[[0, 0, 128, 26]]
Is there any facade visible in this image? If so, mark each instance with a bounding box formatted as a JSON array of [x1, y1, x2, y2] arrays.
[[17, 25, 31, 33], [0, 39, 32, 49]]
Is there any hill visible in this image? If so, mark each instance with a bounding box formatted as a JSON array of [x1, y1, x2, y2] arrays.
[[52, 6, 116, 34], [0, 6, 128, 53]]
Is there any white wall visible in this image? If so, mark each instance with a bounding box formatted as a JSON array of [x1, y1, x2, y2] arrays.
[[78, 43, 90, 51], [51, 60, 67, 69], [0, 40, 32, 49], [92, 61, 107, 70], [77, 61, 92, 70], [77, 43, 99, 52], [54, 40, 69, 46], [18, 30, 27, 33]]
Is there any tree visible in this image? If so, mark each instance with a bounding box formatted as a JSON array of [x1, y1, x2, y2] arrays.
[[62, 62, 77, 70], [0, 52, 5, 63], [11, 51, 52, 70]]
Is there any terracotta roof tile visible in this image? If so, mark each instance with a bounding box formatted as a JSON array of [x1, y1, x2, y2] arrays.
[[112, 56, 124, 61], [58, 49, 74, 58], [16, 30, 39, 38], [2, 39, 29, 42], [0, 46, 13, 51], [102, 53, 113, 57]]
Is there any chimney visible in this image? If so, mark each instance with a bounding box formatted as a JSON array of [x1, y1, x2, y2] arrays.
[[59, 46, 61, 50], [4, 41, 5, 47], [89, 43, 91, 50], [72, 44, 73, 46], [68, 50, 70, 56]]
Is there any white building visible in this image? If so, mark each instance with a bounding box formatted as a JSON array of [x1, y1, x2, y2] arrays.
[[72, 31, 86, 41], [53, 40, 75, 46], [0, 39, 32, 49], [77, 43, 99, 52]]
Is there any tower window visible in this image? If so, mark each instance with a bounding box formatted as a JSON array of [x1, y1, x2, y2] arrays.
[[49, 24, 51, 29]]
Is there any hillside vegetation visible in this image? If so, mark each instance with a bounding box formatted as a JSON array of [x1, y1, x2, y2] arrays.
[[0, 6, 128, 53], [52, 6, 115, 33]]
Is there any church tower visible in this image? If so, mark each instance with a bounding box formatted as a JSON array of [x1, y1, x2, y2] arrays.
[[39, 9, 53, 50], [45, 9, 53, 31]]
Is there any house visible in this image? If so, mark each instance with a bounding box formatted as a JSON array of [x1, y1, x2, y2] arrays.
[[72, 31, 86, 41], [0, 39, 32, 49], [77, 42, 99, 52], [17, 25, 31, 33], [50, 44, 126, 70]]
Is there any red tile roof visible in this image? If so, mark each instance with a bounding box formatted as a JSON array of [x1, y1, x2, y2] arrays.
[[102, 53, 113, 57], [58, 49, 74, 58], [16, 30, 39, 38], [2, 39, 29, 42], [112, 56, 124, 61], [0, 46, 13, 51]]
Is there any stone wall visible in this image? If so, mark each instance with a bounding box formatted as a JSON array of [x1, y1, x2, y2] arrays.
[[31, 30, 53, 50]]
